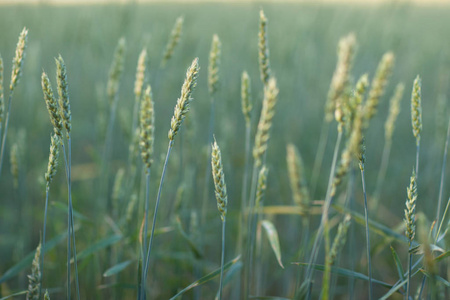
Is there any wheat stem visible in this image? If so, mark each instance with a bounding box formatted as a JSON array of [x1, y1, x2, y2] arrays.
[[436, 118, 450, 227], [219, 217, 226, 300], [311, 119, 330, 198], [0, 93, 13, 178], [305, 130, 343, 294], [142, 141, 173, 298], [360, 167, 373, 300]]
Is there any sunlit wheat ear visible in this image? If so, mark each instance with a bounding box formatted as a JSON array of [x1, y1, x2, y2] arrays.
[[384, 83, 405, 142], [0, 54, 4, 123], [253, 77, 279, 167], [286, 144, 310, 209], [328, 214, 351, 265], [134, 48, 147, 101], [411, 75, 422, 145], [10, 143, 18, 188], [10, 27, 28, 92], [139, 85, 155, 171], [208, 34, 221, 96], [168, 57, 199, 141], [107, 37, 126, 104], [55, 55, 71, 138], [255, 165, 268, 209], [258, 10, 271, 85], [26, 242, 41, 300], [211, 138, 228, 221], [45, 134, 60, 185], [404, 169, 417, 243], [325, 33, 356, 123], [41, 72, 63, 139], [363, 52, 395, 125], [161, 16, 184, 66], [241, 71, 252, 124]]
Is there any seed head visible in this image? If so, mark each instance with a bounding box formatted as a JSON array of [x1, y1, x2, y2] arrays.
[[259, 10, 271, 85], [255, 165, 268, 209], [45, 134, 60, 186], [140, 85, 155, 170], [253, 77, 279, 167], [385, 83, 404, 142], [41, 72, 63, 139], [241, 71, 252, 124], [10, 27, 28, 92], [162, 17, 183, 67], [168, 58, 199, 141], [134, 48, 147, 101], [55, 55, 71, 138], [211, 138, 228, 221], [286, 144, 310, 208], [411, 75, 422, 145], [208, 34, 221, 96], [404, 169, 417, 243], [26, 242, 41, 300], [107, 37, 126, 104]]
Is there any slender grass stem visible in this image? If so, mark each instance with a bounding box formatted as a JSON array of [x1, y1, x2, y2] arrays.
[[435, 197, 450, 244], [321, 222, 331, 300], [0, 93, 13, 178], [68, 137, 80, 300], [218, 217, 226, 300], [360, 168, 373, 300], [415, 142, 420, 181], [305, 130, 343, 291], [436, 118, 450, 227], [244, 164, 259, 298], [40, 185, 50, 300], [407, 249, 412, 300], [311, 119, 330, 198], [141, 170, 151, 294], [142, 141, 173, 299], [61, 143, 71, 300]]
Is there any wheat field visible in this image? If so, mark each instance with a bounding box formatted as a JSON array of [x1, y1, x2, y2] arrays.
[[0, 1, 450, 299]]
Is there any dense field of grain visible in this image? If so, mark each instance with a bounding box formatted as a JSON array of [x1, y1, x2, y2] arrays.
[[0, 2, 450, 299]]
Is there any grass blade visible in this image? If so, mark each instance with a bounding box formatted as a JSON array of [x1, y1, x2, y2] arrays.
[[261, 220, 284, 268], [169, 255, 241, 300], [389, 245, 405, 281], [73, 235, 122, 262], [103, 260, 134, 277]]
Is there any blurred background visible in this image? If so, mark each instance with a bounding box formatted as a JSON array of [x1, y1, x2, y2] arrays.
[[0, 0, 449, 299]]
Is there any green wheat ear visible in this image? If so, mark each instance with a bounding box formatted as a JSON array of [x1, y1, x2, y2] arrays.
[[259, 10, 271, 85], [405, 169, 417, 243], [211, 138, 228, 221], [27, 242, 41, 300], [411, 75, 422, 145], [10, 27, 28, 92], [208, 34, 221, 96], [139, 85, 155, 171]]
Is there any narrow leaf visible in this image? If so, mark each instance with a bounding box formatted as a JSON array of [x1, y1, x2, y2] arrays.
[[103, 260, 134, 277], [0, 290, 28, 300], [74, 235, 122, 262], [390, 245, 405, 281], [261, 220, 284, 268], [293, 262, 392, 288], [169, 255, 241, 300]]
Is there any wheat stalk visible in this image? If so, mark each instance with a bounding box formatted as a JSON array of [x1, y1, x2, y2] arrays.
[[0, 28, 28, 178], [211, 138, 228, 299], [142, 58, 199, 299], [10, 143, 18, 189]]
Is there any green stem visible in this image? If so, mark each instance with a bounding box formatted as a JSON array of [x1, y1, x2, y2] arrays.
[[0, 93, 14, 179], [218, 217, 226, 300], [311, 119, 330, 198], [305, 130, 343, 291], [39, 185, 50, 300], [407, 250, 412, 300], [61, 143, 71, 300], [244, 164, 259, 298], [141, 170, 151, 290], [360, 168, 373, 300], [142, 141, 173, 299], [436, 118, 450, 227]]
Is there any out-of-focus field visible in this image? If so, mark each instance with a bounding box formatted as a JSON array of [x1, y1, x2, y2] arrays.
[[0, 2, 449, 299]]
